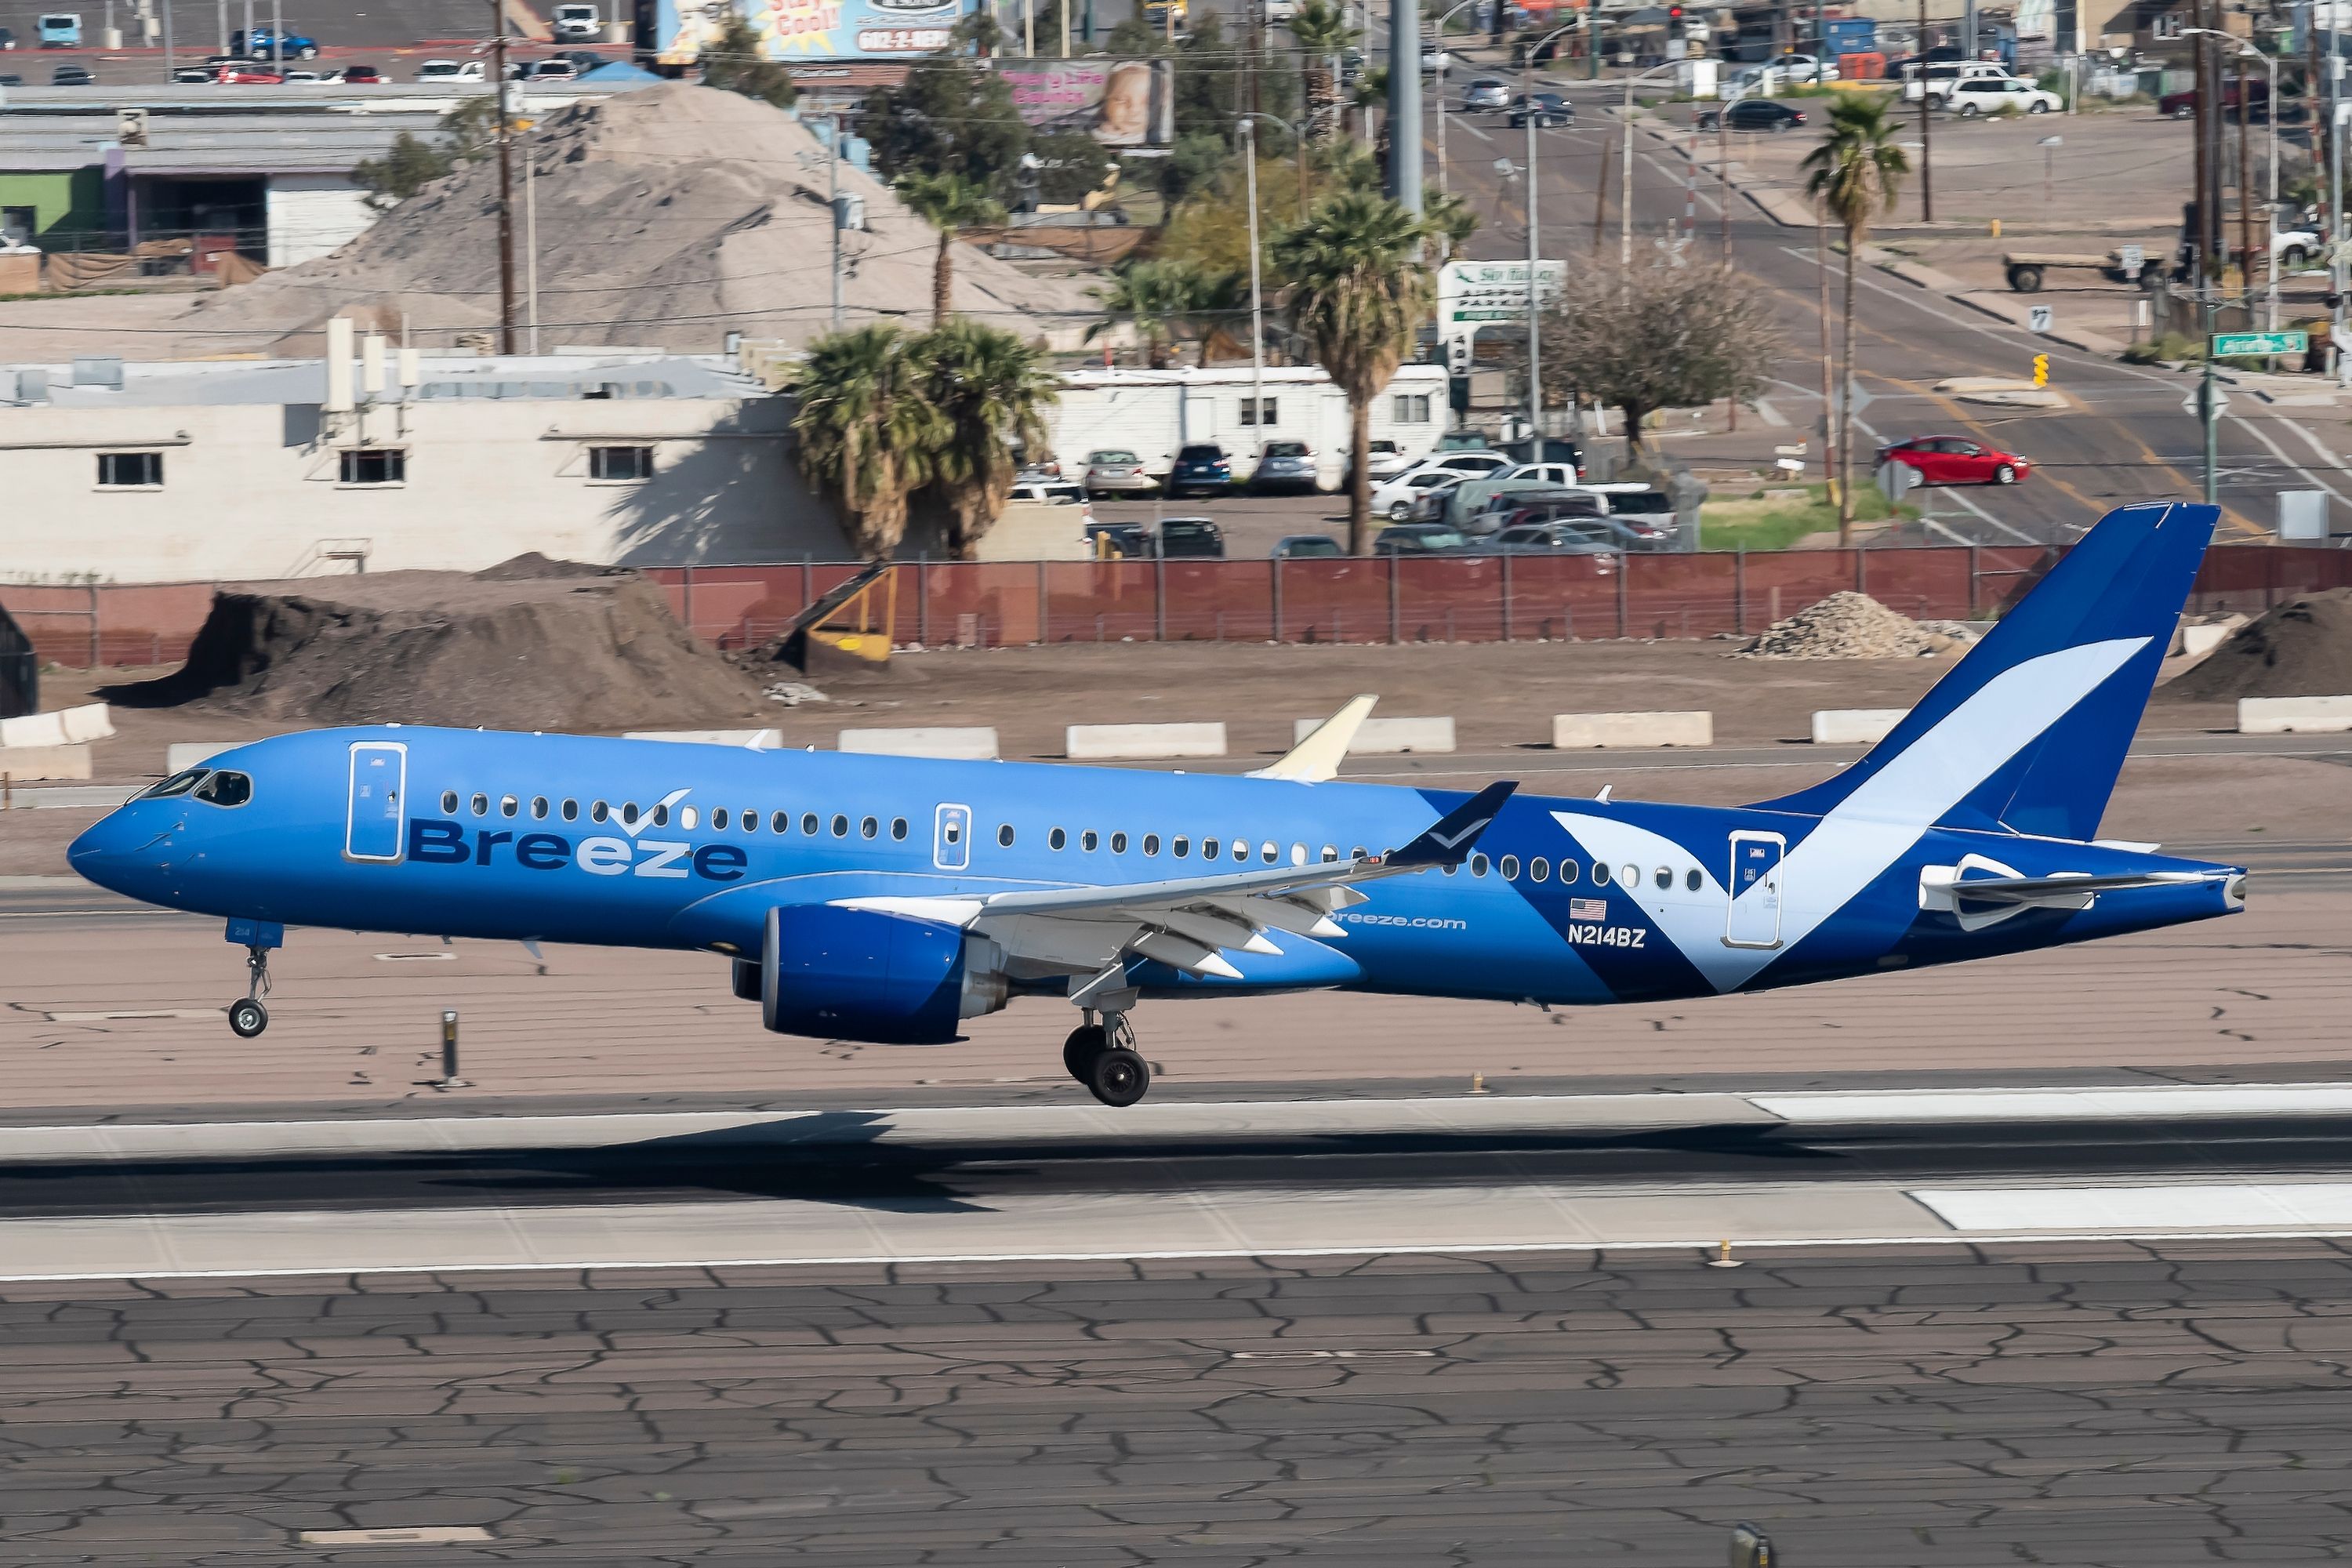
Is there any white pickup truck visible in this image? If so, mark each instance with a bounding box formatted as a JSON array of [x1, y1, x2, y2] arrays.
[[1900, 60, 2009, 101]]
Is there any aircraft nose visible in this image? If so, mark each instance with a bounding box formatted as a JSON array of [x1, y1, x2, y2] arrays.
[[68, 804, 178, 893]]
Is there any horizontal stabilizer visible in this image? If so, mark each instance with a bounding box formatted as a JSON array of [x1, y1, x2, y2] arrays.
[[1388, 780, 1517, 868], [1929, 869, 2215, 906]]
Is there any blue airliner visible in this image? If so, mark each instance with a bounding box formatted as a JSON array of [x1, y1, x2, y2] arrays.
[[70, 503, 2244, 1106]]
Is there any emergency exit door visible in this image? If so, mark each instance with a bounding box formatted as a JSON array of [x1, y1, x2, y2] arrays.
[[346, 742, 406, 862], [1724, 831, 1785, 949], [934, 803, 971, 871]]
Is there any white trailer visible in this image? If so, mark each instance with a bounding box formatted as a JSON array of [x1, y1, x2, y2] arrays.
[[1045, 364, 1450, 492]]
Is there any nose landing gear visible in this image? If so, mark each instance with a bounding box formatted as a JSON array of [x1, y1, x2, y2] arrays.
[[1062, 1011, 1151, 1107], [223, 916, 284, 1038]]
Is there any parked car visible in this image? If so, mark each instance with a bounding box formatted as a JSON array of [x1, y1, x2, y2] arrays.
[[1406, 476, 1472, 521], [341, 63, 386, 82], [1360, 438, 1413, 481], [216, 60, 285, 82], [552, 2, 603, 40], [1374, 523, 1474, 555], [1698, 99, 1806, 132], [1486, 493, 1609, 534], [170, 63, 216, 81], [1167, 443, 1232, 497], [281, 67, 325, 81], [1158, 516, 1225, 557], [1421, 46, 1454, 73], [1010, 479, 1088, 507], [49, 61, 92, 84], [1082, 448, 1157, 497], [1901, 60, 2009, 102], [231, 27, 320, 58], [1272, 535, 1345, 559], [1434, 430, 1494, 452], [1508, 91, 1573, 128], [1766, 53, 1834, 83], [1944, 76, 2060, 116], [1500, 459, 1584, 489], [1484, 519, 1623, 558], [1371, 451, 1513, 518], [1250, 440, 1319, 492], [1590, 484, 1675, 517], [1878, 434, 2031, 485], [528, 57, 581, 79], [1461, 76, 1511, 111], [0, 26, 16, 47], [36, 13, 81, 47], [416, 59, 488, 82], [1084, 521, 1155, 559]]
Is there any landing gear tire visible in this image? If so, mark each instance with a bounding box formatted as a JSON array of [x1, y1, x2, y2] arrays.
[[1062, 1023, 1108, 1082], [1086, 1047, 1151, 1108], [227, 999, 269, 1038]]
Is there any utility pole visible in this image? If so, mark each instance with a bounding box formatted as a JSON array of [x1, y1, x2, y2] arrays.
[[1525, 101, 1541, 439], [1241, 118, 1266, 469], [1618, 73, 1635, 265], [2307, 7, 2327, 254], [491, 0, 516, 355], [1915, 0, 1932, 220], [2190, 9, 2210, 287], [829, 114, 844, 332], [1718, 107, 1730, 260], [1817, 205, 1838, 505], [1387, 0, 1421, 213], [2237, 61, 2255, 314]]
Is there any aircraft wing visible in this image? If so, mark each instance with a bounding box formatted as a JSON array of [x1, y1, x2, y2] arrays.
[[835, 782, 1515, 992]]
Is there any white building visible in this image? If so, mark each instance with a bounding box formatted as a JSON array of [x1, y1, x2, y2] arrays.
[[1047, 364, 1454, 489]]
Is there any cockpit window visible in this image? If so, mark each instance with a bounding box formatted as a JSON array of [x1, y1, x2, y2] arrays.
[[193, 771, 252, 808], [140, 768, 208, 799]]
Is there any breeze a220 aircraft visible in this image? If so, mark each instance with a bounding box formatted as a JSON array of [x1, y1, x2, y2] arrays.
[[71, 501, 2244, 1107]]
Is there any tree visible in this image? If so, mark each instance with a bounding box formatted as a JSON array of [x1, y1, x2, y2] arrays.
[[350, 96, 500, 211], [1269, 190, 1436, 552], [895, 170, 1007, 325], [791, 325, 946, 561], [1802, 95, 1907, 545], [699, 10, 796, 108], [917, 320, 1061, 559], [1532, 252, 1782, 463], [856, 53, 1029, 198], [1421, 185, 1479, 262], [1086, 258, 1214, 368], [1285, 0, 1359, 140]]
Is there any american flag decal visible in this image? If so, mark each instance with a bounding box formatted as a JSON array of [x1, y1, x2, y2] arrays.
[[1569, 898, 1608, 921]]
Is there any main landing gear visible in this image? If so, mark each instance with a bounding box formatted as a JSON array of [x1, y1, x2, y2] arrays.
[[1063, 1011, 1151, 1107], [227, 943, 271, 1038]]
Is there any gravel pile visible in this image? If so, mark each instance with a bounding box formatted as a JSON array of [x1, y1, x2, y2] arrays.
[[1738, 592, 1969, 659], [2163, 589, 2352, 700]]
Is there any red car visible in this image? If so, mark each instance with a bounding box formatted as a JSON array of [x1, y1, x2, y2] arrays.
[[216, 61, 283, 82], [1878, 435, 2031, 486]]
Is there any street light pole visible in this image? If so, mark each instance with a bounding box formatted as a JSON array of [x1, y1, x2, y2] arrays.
[[1432, 0, 1483, 195], [1387, 0, 1421, 213], [1240, 117, 1267, 470], [1617, 64, 1682, 266], [1522, 23, 1574, 441]]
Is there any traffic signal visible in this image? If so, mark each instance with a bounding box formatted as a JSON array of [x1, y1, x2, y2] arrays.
[[2032, 353, 2049, 388]]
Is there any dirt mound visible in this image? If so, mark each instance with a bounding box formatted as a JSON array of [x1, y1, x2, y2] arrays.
[[106, 558, 773, 731], [176, 82, 1096, 355], [2164, 590, 2352, 700], [1737, 591, 1966, 659]]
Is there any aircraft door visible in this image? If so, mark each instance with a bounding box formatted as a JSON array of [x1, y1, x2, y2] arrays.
[[1723, 831, 1785, 948], [934, 802, 971, 871], [346, 742, 407, 862]]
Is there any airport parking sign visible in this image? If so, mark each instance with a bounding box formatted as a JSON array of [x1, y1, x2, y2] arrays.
[[1437, 260, 1567, 345]]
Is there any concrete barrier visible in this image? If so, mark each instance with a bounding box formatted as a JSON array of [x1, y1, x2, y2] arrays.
[[2238, 696, 2352, 735], [0, 743, 93, 782], [165, 741, 238, 775], [622, 729, 782, 749], [55, 703, 114, 742], [840, 727, 1001, 760], [0, 712, 65, 750], [1550, 711, 1713, 749], [1067, 722, 1227, 760], [2179, 616, 2247, 659], [1811, 709, 1907, 745], [1290, 715, 1456, 754]]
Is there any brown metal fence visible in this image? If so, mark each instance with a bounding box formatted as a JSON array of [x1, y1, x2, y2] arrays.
[[4, 545, 2348, 670]]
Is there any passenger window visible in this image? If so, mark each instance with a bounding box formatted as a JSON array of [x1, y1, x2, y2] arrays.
[[441, 790, 459, 814], [1443, 862, 1458, 876], [861, 816, 877, 839], [499, 796, 518, 818], [531, 797, 548, 819], [1471, 854, 1489, 877], [746, 810, 760, 833], [562, 800, 579, 821], [1619, 862, 1639, 887], [1050, 827, 1068, 850], [1143, 834, 1160, 855], [1531, 858, 1549, 883], [1173, 836, 1190, 858], [193, 771, 252, 807], [653, 803, 671, 827], [591, 800, 609, 822], [804, 813, 820, 836], [830, 815, 848, 837], [622, 802, 639, 826], [471, 793, 488, 816], [998, 824, 1015, 846], [1351, 846, 1368, 860], [1686, 868, 1703, 891], [1111, 832, 1127, 853], [1653, 866, 1671, 891], [1202, 838, 1221, 861], [1081, 830, 1099, 851], [1321, 845, 1338, 862], [1261, 841, 1278, 864], [1290, 843, 1307, 865], [1501, 855, 1521, 880], [892, 818, 908, 840], [679, 806, 697, 829], [1560, 860, 1580, 884], [713, 808, 729, 829]]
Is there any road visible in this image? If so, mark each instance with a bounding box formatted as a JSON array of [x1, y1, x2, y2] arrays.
[[1430, 86, 2352, 546]]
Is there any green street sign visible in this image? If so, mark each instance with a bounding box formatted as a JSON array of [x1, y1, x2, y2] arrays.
[[2210, 331, 2307, 357]]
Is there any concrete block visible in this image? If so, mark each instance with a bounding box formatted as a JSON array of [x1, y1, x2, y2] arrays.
[[1550, 711, 1713, 749], [2238, 695, 2352, 735], [622, 728, 782, 749], [1290, 715, 1457, 754], [0, 712, 66, 750], [1811, 708, 1907, 745], [839, 726, 1000, 760], [55, 703, 114, 742], [0, 743, 93, 782], [1067, 722, 1227, 760], [166, 742, 237, 775], [2180, 617, 2247, 659]]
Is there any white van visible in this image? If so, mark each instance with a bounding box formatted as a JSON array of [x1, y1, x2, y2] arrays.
[[1902, 60, 2007, 102], [552, 3, 601, 41]]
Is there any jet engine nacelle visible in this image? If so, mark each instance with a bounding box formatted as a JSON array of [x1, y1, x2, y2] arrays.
[[760, 904, 1007, 1044]]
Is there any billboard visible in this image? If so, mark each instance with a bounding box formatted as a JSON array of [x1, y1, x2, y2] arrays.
[[996, 60, 1175, 147], [657, 0, 969, 63]]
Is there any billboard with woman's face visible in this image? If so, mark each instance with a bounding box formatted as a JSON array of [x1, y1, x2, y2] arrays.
[[996, 60, 1174, 146]]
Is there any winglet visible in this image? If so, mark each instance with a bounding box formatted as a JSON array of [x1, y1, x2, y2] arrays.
[[1250, 694, 1377, 782], [1387, 781, 1517, 868]]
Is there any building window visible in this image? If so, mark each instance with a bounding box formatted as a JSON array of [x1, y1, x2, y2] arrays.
[[96, 452, 164, 488], [590, 445, 655, 481], [1239, 397, 1278, 426], [339, 448, 405, 485], [1392, 394, 1432, 423]]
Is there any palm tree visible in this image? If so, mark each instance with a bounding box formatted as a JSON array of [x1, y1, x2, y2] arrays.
[[1286, 0, 1359, 140], [1802, 95, 1907, 546], [791, 324, 946, 561], [916, 320, 1061, 560], [1421, 185, 1479, 262], [894, 170, 1007, 326], [1269, 189, 1436, 553], [1086, 258, 1188, 368]]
